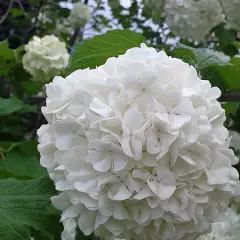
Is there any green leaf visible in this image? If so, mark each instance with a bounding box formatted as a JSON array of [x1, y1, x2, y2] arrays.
[[222, 102, 239, 115], [0, 41, 16, 76], [0, 97, 23, 115], [21, 81, 43, 96], [214, 24, 237, 47], [18, 140, 39, 157], [0, 146, 47, 179], [0, 97, 37, 116], [217, 64, 240, 90], [0, 141, 18, 153], [172, 44, 240, 90], [173, 44, 228, 69], [67, 29, 145, 73], [230, 57, 240, 65], [0, 177, 60, 240], [10, 8, 25, 17]]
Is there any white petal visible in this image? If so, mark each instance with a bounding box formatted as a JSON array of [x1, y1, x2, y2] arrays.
[[113, 202, 129, 220], [98, 194, 113, 217], [108, 183, 132, 200], [123, 108, 144, 131], [55, 134, 73, 150], [78, 211, 96, 235], [157, 183, 176, 200], [93, 156, 112, 172], [112, 154, 128, 172], [74, 179, 97, 193], [89, 98, 113, 118], [169, 114, 190, 131]]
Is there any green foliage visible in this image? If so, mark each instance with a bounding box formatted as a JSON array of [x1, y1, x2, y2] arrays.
[[67, 29, 146, 73], [0, 177, 60, 240], [0, 139, 61, 239], [0, 97, 36, 116], [0, 41, 16, 76], [173, 43, 240, 90], [0, 148, 47, 179], [172, 43, 227, 69]]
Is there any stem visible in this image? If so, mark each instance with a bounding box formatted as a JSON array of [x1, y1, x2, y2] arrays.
[[219, 91, 240, 102], [0, 0, 14, 25], [29, 0, 44, 35], [68, 0, 89, 50], [68, 28, 81, 49]]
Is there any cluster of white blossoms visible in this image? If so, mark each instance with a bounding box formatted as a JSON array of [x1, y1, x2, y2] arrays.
[[69, 2, 90, 28], [197, 207, 240, 240], [164, 0, 224, 41], [38, 44, 239, 240], [23, 35, 69, 82], [219, 0, 240, 32]]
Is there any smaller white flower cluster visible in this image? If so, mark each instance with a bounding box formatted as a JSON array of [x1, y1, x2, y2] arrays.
[[197, 206, 240, 240], [23, 35, 69, 82], [219, 0, 240, 32], [69, 2, 90, 28], [165, 0, 224, 41]]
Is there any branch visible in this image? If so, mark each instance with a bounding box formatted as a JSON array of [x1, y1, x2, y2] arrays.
[[68, 28, 81, 49], [29, 0, 44, 34], [68, 0, 89, 50], [219, 91, 240, 102], [0, 0, 14, 25]]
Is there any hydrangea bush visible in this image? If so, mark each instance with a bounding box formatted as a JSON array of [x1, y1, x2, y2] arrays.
[[38, 44, 239, 240], [1, 0, 240, 240]]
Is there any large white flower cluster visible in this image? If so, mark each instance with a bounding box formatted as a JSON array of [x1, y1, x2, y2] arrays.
[[23, 35, 69, 82], [164, 0, 224, 40], [38, 44, 239, 240], [197, 206, 240, 240], [219, 0, 240, 32], [69, 2, 90, 28]]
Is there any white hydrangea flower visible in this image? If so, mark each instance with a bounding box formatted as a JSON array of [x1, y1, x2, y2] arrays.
[[197, 207, 240, 240], [38, 43, 239, 240], [23, 35, 69, 82], [61, 218, 77, 240], [69, 2, 90, 28], [165, 0, 224, 40], [219, 0, 240, 31]]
